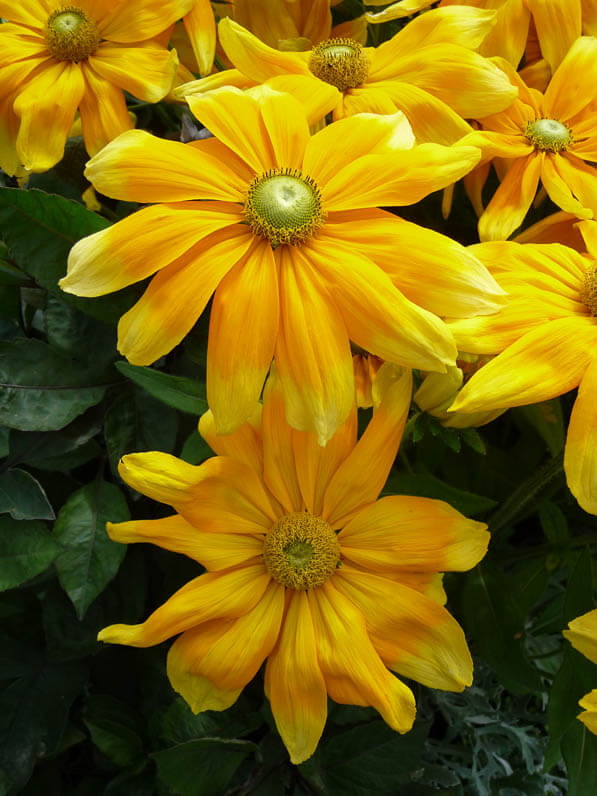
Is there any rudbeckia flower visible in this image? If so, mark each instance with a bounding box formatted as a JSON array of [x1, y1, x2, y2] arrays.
[[178, 7, 517, 145], [0, 0, 194, 174], [60, 87, 503, 443], [97, 366, 490, 764], [447, 225, 597, 513], [564, 609, 597, 734], [463, 38, 597, 241]]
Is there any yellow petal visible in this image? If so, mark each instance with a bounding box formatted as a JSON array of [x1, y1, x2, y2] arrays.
[[479, 0, 530, 65], [198, 408, 263, 474], [0, 24, 49, 66], [265, 591, 328, 765], [578, 690, 597, 735], [543, 36, 597, 121], [117, 226, 253, 366], [310, 583, 416, 734], [564, 609, 597, 664], [0, 1, 49, 27], [183, 0, 215, 77], [339, 495, 489, 573], [167, 581, 284, 712], [525, 0, 581, 72], [323, 366, 412, 527], [334, 568, 473, 691], [265, 73, 339, 125], [78, 62, 132, 156], [541, 154, 597, 219], [258, 88, 309, 169], [515, 211, 584, 248], [98, 563, 270, 647], [61, 202, 242, 296], [564, 358, 597, 514], [365, 0, 435, 24], [100, 0, 194, 42], [90, 43, 177, 103], [479, 153, 543, 241], [107, 515, 263, 570], [207, 239, 279, 434]]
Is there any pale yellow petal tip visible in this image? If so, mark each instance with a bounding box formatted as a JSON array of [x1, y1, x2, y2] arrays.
[[97, 623, 138, 645], [105, 521, 128, 543]]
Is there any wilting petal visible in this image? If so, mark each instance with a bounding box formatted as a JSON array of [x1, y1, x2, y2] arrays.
[[565, 358, 597, 514], [265, 591, 328, 765]]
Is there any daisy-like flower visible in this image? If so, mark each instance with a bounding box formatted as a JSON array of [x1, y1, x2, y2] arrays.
[[463, 38, 597, 241], [0, 0, 194, 174], [60, 87, 503, 443], [564, 609, 597, 735], [447, 225, 597, 513], [97, 366, 490, 764], [177, 7, 517, 145]]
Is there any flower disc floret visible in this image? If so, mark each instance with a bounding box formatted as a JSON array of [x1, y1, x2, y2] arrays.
[[525, 118, 572, 152], [45, 7, 100, 62], [244, 168, 325, 246], [263, 512, 341, 590], [581, 264, 597, 316], [308, 37, 369, 91]]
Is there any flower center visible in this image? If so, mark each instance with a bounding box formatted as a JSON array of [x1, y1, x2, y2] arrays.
[[45, 7, 100, 62], [244, 168, 325, 246], [263, 512, 341, 590], [308, 38, 369, 91], [580, 263, 597, 316], [525, 118, 572, 152]]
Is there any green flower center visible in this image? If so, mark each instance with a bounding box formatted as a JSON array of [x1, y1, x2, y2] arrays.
[[308, 37, 369, 91], [244, 168, 325, 246], [525, 118, 572, 152], [581, 263, 597, 316], [45, 7, 100, 62], [263, 512, 341, 590]]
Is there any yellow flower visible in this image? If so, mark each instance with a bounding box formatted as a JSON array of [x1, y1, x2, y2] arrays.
[[448, 226, 597, 513], [97, 366, 489, 764], [564, 609, 597, 735], [0, 0, 192, 174], [60, 87, 503, 443], [178, 7, 517, 146], [463, 39, 597, 241]]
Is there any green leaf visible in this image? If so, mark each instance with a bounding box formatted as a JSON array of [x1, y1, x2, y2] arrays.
[[384, 470, 497, 516], [0, 186, 135, 323], [563, 552, 594, 625], [300, 720, 428, 795], [153, 738, 257, 796], [0, 517, 59, 591], [84, 695, 143, 768], [562, 720, 597, 795], [459, 427, 487, 455], [180, 430, 213, 465], [539, 500, 569, 546], [44, 294, 116, 365], [115, 361, 207, 415], [161, 697, 263, 746], [53, 480, 130, 619], [0, 339, 110, 431], [0, 468, 54, 520], [514, 398, 565, 456]]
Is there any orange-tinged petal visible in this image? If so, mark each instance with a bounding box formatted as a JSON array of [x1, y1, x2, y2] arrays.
[[187, 87, 275, 173], [61, 202, 242, 296], [322, 143, 480, 211], [167, 581, 284, 711], [565, 357, 597, 514], [451, 317, 597, 413], [310, 583, 416, 734], [339, 495, 489, 573], [478, 153, 543, 241], [183, 0, 215, 77], [78, 63, 132, 156], [525, 0, 581, 72], [106, 515, 263, 570], [265, 591, 327, 765], [118, 451, 277, 532], [274, 246, 354, 445], [323, 366, 412, 527], [218, 18, 310, 81], [98, 563, 270, 647], [515, 211, 585, 248], [543, 36, 597, 121], [90, 43, 177, 103], [542, 154, 597, 219], [564, 609, 597, 664], [303, 111, 414, 188], [85, 129, 247, 202], [117, 226, 253, 365], [334, 568, 473, 691], [198, 408, 263, 474], [305, 236, 457, 372], [100, 0, 194, 42], [14, 60, 85, 172], [207, 239, 279, 434]]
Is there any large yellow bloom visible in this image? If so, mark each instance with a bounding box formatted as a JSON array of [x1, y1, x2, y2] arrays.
[[60, 87, 503, 443], [447, 226, 597, 513], [178, 7, 516, 145], [564, 609, 597, 735], [98, 366, 489, 764], [463, 38, 597, 241], [0, 0, 193, 174]]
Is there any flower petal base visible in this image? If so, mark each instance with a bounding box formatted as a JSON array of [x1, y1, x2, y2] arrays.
[[244, 168, 325, 246], [581, 264, 597, 316], [45, 7, 100, 62], [263, 512, 340, 590], [525, 119, 571, 152], [308, 38, 369, 91]]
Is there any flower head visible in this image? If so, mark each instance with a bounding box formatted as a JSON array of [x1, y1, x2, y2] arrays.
[[98, 366, 489, 764]]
